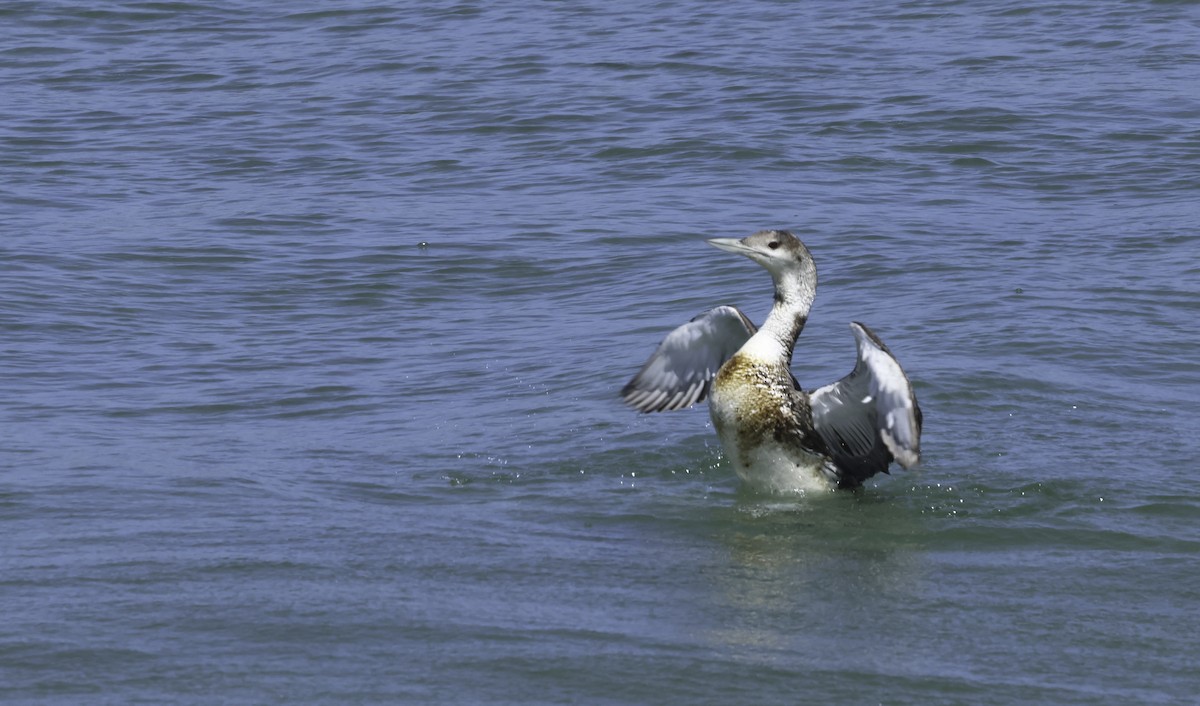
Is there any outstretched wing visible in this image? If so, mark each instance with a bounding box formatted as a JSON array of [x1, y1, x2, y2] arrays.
[[621, 305, 756, 413], [809, 322, 922, 486]]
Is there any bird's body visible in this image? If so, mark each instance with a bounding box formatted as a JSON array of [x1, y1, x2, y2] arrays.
[[621, 229, 922, 493], [708, 350, 837, 492]]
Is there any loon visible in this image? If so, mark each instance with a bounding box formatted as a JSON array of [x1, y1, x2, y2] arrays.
[[621, 229, 922, 493]]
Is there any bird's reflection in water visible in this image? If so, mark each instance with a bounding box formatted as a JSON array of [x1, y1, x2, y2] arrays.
[[698, 490, 928, 661]]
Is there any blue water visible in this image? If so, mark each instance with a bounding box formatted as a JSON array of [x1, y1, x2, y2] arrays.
[[3, 2, 1200, 703]]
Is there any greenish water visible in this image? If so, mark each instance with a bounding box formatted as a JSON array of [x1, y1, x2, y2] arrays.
[[2, 1, 1199, 703]]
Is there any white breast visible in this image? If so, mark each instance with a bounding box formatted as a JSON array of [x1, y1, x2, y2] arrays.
[[708, 356, 836, 494]]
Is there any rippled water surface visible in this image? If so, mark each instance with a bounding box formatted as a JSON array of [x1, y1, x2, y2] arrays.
[[3, 1, 1200, 703]]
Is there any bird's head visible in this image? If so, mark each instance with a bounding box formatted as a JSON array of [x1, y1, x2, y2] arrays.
[[707, 229, 815, 282]]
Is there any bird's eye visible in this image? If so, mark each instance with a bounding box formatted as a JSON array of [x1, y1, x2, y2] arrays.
[[768, 241, 780, 249]]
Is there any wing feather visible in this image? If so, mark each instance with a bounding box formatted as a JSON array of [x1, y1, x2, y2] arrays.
[[621, 305, 756, 413], [810, 322, 922, 485]]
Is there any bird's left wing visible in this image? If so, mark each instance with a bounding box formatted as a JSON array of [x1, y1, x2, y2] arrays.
[[621, 305, 756, 413], [809, 322, 922, 485]]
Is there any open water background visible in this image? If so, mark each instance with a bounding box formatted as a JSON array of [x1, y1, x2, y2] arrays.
[[3, 1, 1200, 703]]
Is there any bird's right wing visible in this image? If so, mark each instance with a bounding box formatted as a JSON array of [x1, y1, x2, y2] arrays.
[[621, 305, 756, 413], [809, 322, 922, 485]]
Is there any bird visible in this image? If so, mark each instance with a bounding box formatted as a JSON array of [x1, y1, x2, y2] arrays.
[[621, 229, 922, 493]]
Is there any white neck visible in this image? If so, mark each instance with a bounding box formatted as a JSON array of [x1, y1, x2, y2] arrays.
[[742, 265, 816, 365]]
